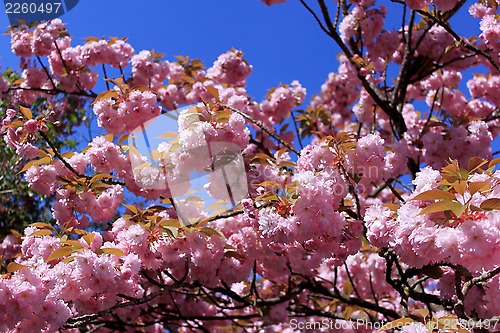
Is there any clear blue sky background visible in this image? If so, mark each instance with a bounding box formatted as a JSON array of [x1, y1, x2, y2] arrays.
[[0, 0, 343, 101]]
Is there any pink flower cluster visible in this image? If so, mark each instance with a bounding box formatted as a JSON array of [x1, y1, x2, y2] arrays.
[[207, 49, 252, 87], [3, 7, 500, 331], [80, 38, 135, 68], [0, 234, 21, 263], [480, 14, 500, 53], [260, 0, 286, 5], [340, 5, 385, 45], [47, 38, 98, 92], [93, 89, 161, 135], [345, 132, 387, 187], [366, 167, 500, 273], [422, 121, 492, 168], [0, 228, 144, 332], [311, 56, 360, 130], [259, 81, 306, 125], [130, 50, 171, 89], [18, 135, 131, 226], [11, 19, 65, 57], [467, 73, 500, 109], [2, 109, 45, 159]]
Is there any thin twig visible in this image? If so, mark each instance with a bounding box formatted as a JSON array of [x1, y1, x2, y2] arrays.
[[219, 104, 300, 155]]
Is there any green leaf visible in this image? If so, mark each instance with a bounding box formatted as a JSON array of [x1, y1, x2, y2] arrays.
[[448, 201, 466, 218]]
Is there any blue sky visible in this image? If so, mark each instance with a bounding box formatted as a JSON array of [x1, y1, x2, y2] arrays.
[[0, 0, 483, 106], [0, 0, 483, 112], [0, 0, 496, 152], [0, 0, 342, 101]]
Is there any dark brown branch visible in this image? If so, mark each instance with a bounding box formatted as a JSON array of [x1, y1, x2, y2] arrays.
[[414, 7, 500, 72]]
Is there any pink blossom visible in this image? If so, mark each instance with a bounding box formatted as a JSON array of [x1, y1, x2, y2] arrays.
[[207, 49, 252, 86], [260, 0, 286, 5]]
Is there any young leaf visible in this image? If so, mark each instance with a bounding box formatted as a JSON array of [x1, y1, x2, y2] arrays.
[[419, 200, 454, 215], [467, 157, 487, 173], [19, 106, 32, 120], [93, 90, 119, 104], [7, 262, 28, 273], [30, 229, 54, 237], [160, 219, 182, 228], [62, 240, 84, 250], [469, 181, 490, 196], [89, 173, 114, 185], [83, 233, 96, 246], [488, 158, 500, 169], [62, 256, 76, 263], [29, 222, 55, 230], [162, 226, 178, 238], [205, 85, 220, 100], [412, 190, 456, 201], [480, 198, 500, 211], [199, 227, 225, 238], [101, 248, 126, 256], [124, 204, 138, 214], [453, 181, 467, 196], [46, 246, 74, 262], [413, 309, 429, 319]]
